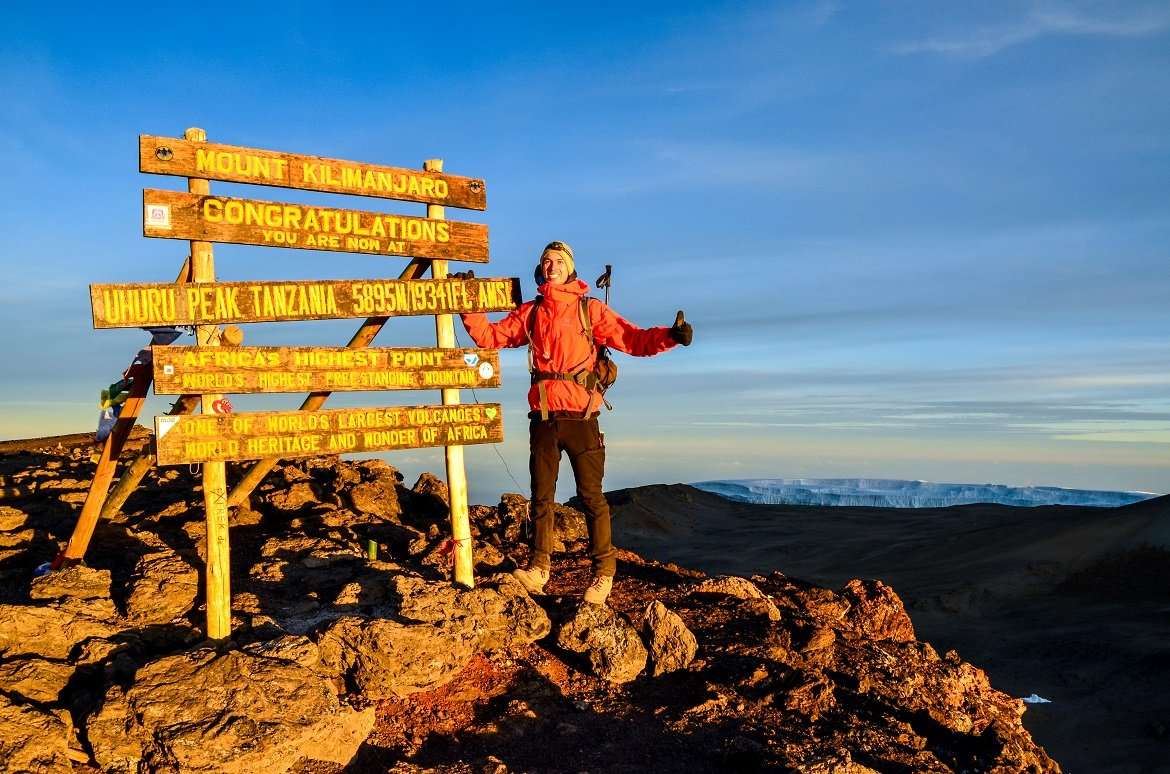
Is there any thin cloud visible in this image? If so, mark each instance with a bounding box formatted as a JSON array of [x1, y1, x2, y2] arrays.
[[891, 3, 1170, 59]]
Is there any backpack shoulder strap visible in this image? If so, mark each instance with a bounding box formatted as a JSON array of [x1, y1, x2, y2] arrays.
[[526, 295, 543, 341], [578, 297, 593, 342]]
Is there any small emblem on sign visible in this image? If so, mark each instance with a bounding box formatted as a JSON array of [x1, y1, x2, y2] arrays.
[[157, 416, 179, 439], [162, 364, 175, 376], [478, 362, 494, 379], [211, 398, 233, 415], [463, 353, 479, 367], [145, 204, 171, 229], [484, 407, 498, 419]]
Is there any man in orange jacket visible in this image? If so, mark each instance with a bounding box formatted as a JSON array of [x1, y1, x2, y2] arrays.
[[459, 241, 692, 605]]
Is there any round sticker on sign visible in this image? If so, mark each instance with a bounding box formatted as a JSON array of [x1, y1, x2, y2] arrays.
[[478, 362, 495, 380]]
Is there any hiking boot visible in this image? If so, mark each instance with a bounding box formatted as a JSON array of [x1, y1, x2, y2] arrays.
[[512, 564, 550, 594], [583, 574, 613, 606]]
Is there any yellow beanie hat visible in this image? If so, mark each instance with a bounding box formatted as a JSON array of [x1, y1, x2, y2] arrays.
[[537, 240, 575, 281]]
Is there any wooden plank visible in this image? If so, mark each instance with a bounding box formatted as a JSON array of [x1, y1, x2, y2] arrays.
[[154, 403, 504, 465], [140, 135, 487, 210], [90, 276, 520, 328], [152, 346, 502, 394], [142, 189, 489, 262], [426, 157, 474, 588], [183, 126, 232, 642]]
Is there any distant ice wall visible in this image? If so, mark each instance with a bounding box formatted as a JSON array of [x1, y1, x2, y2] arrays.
[[691, 478, 1158, 509]]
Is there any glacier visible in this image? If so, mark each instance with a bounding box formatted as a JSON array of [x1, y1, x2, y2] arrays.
[[690, 478, 1159, 509]]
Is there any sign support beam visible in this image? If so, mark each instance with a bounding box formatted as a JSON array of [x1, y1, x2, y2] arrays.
[[427, 158, 475, 588], [187, 126, 232, 642], [53, 257, 193, 569]]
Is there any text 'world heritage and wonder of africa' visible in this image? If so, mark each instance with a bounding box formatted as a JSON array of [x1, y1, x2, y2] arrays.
[[154, 404, 504, 465]]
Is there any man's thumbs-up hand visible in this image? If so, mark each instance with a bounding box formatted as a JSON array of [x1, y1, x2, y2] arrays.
[[670, 310, 693, 346]]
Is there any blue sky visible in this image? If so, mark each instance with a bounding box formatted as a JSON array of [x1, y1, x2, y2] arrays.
[[1, 0, 1168, 500]]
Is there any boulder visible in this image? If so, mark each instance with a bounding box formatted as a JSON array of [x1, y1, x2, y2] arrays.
[[86, 639, 374, 773], [784, 672, 837, 721], [0, 656, 76, 703], [125, 550, 199, 625], [688, 575, 781, 622], [348, 479, 401, 521], [391, 573, 552, 650], [412, 471, 449, 503], [264, 481, 319, 514], [318, 573, 551, 698], [641, 600, 698, 676], [29, 563, 113, 606], [0, 603, 120, 660], [0, 505, 28, 532], [497, 493, 529, 543], [557, 604, 648, 684], [317, 615, 479, 698], [840, 578, 916, 643], [553, 504, 588, 543], [0, 694, 81, 771]]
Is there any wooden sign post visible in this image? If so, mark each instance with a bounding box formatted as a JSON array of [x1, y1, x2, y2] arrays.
[[427, 158, 474, 588], [184, 127, 232, 641], [78, 128, 511, 640]]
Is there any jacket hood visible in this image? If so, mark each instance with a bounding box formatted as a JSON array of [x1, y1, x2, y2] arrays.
[[537, 278, 590, 302]]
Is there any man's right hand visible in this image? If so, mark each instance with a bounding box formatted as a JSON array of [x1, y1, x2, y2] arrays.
[[451, 270, 476, 281]]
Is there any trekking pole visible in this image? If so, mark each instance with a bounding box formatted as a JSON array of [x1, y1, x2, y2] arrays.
[[595, 264, 612, 305]]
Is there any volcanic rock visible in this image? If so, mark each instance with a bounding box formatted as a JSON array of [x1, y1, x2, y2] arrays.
[[124, 549, 199, 625], [497, 493, 529, 543], [641, 600, 697, 676], [391, 573, 552, 651], [86, 638, 374, 773], [264, 480, 319, 514], [0, 602, 119, 660], [0, 656, 75, 703], [317, 573, 551, 698], [688, 575, 781, 622], [0, 505, 28, 531], [29, 563, 112, 606], [412, 471, 449, 504], [317, 614, 479, 698], [840, 578, 916, 642], [557, 603, 648, 683], [0, 694, 81, 771]]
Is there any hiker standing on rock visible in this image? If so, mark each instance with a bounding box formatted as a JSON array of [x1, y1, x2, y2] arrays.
[[457, 241, 692, 605]]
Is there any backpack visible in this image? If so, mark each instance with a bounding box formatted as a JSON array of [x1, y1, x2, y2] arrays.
[[526, 295, 618, 419]]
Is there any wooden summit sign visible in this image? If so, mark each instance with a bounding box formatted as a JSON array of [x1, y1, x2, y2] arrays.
[[152, 346, 502, 394], [140, 135, 487, 210], [68, 126, 502, 642], [154, 403, 503, 465], [142, 189, 489, 261], [90, 276, 520, 328]]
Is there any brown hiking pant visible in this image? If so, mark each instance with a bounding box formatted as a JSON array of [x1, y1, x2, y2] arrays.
[[529, 416, 617, 576]]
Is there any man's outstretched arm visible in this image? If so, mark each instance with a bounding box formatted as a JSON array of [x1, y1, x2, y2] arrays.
[[590, 301, 690, 357], [460, 306, 530, 349]]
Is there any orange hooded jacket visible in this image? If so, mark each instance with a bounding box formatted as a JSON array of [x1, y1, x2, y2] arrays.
[[460, 279, 676, 416]]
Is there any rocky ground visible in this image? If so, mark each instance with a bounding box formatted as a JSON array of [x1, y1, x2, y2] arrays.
[[0, 438, 1060, 773]]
